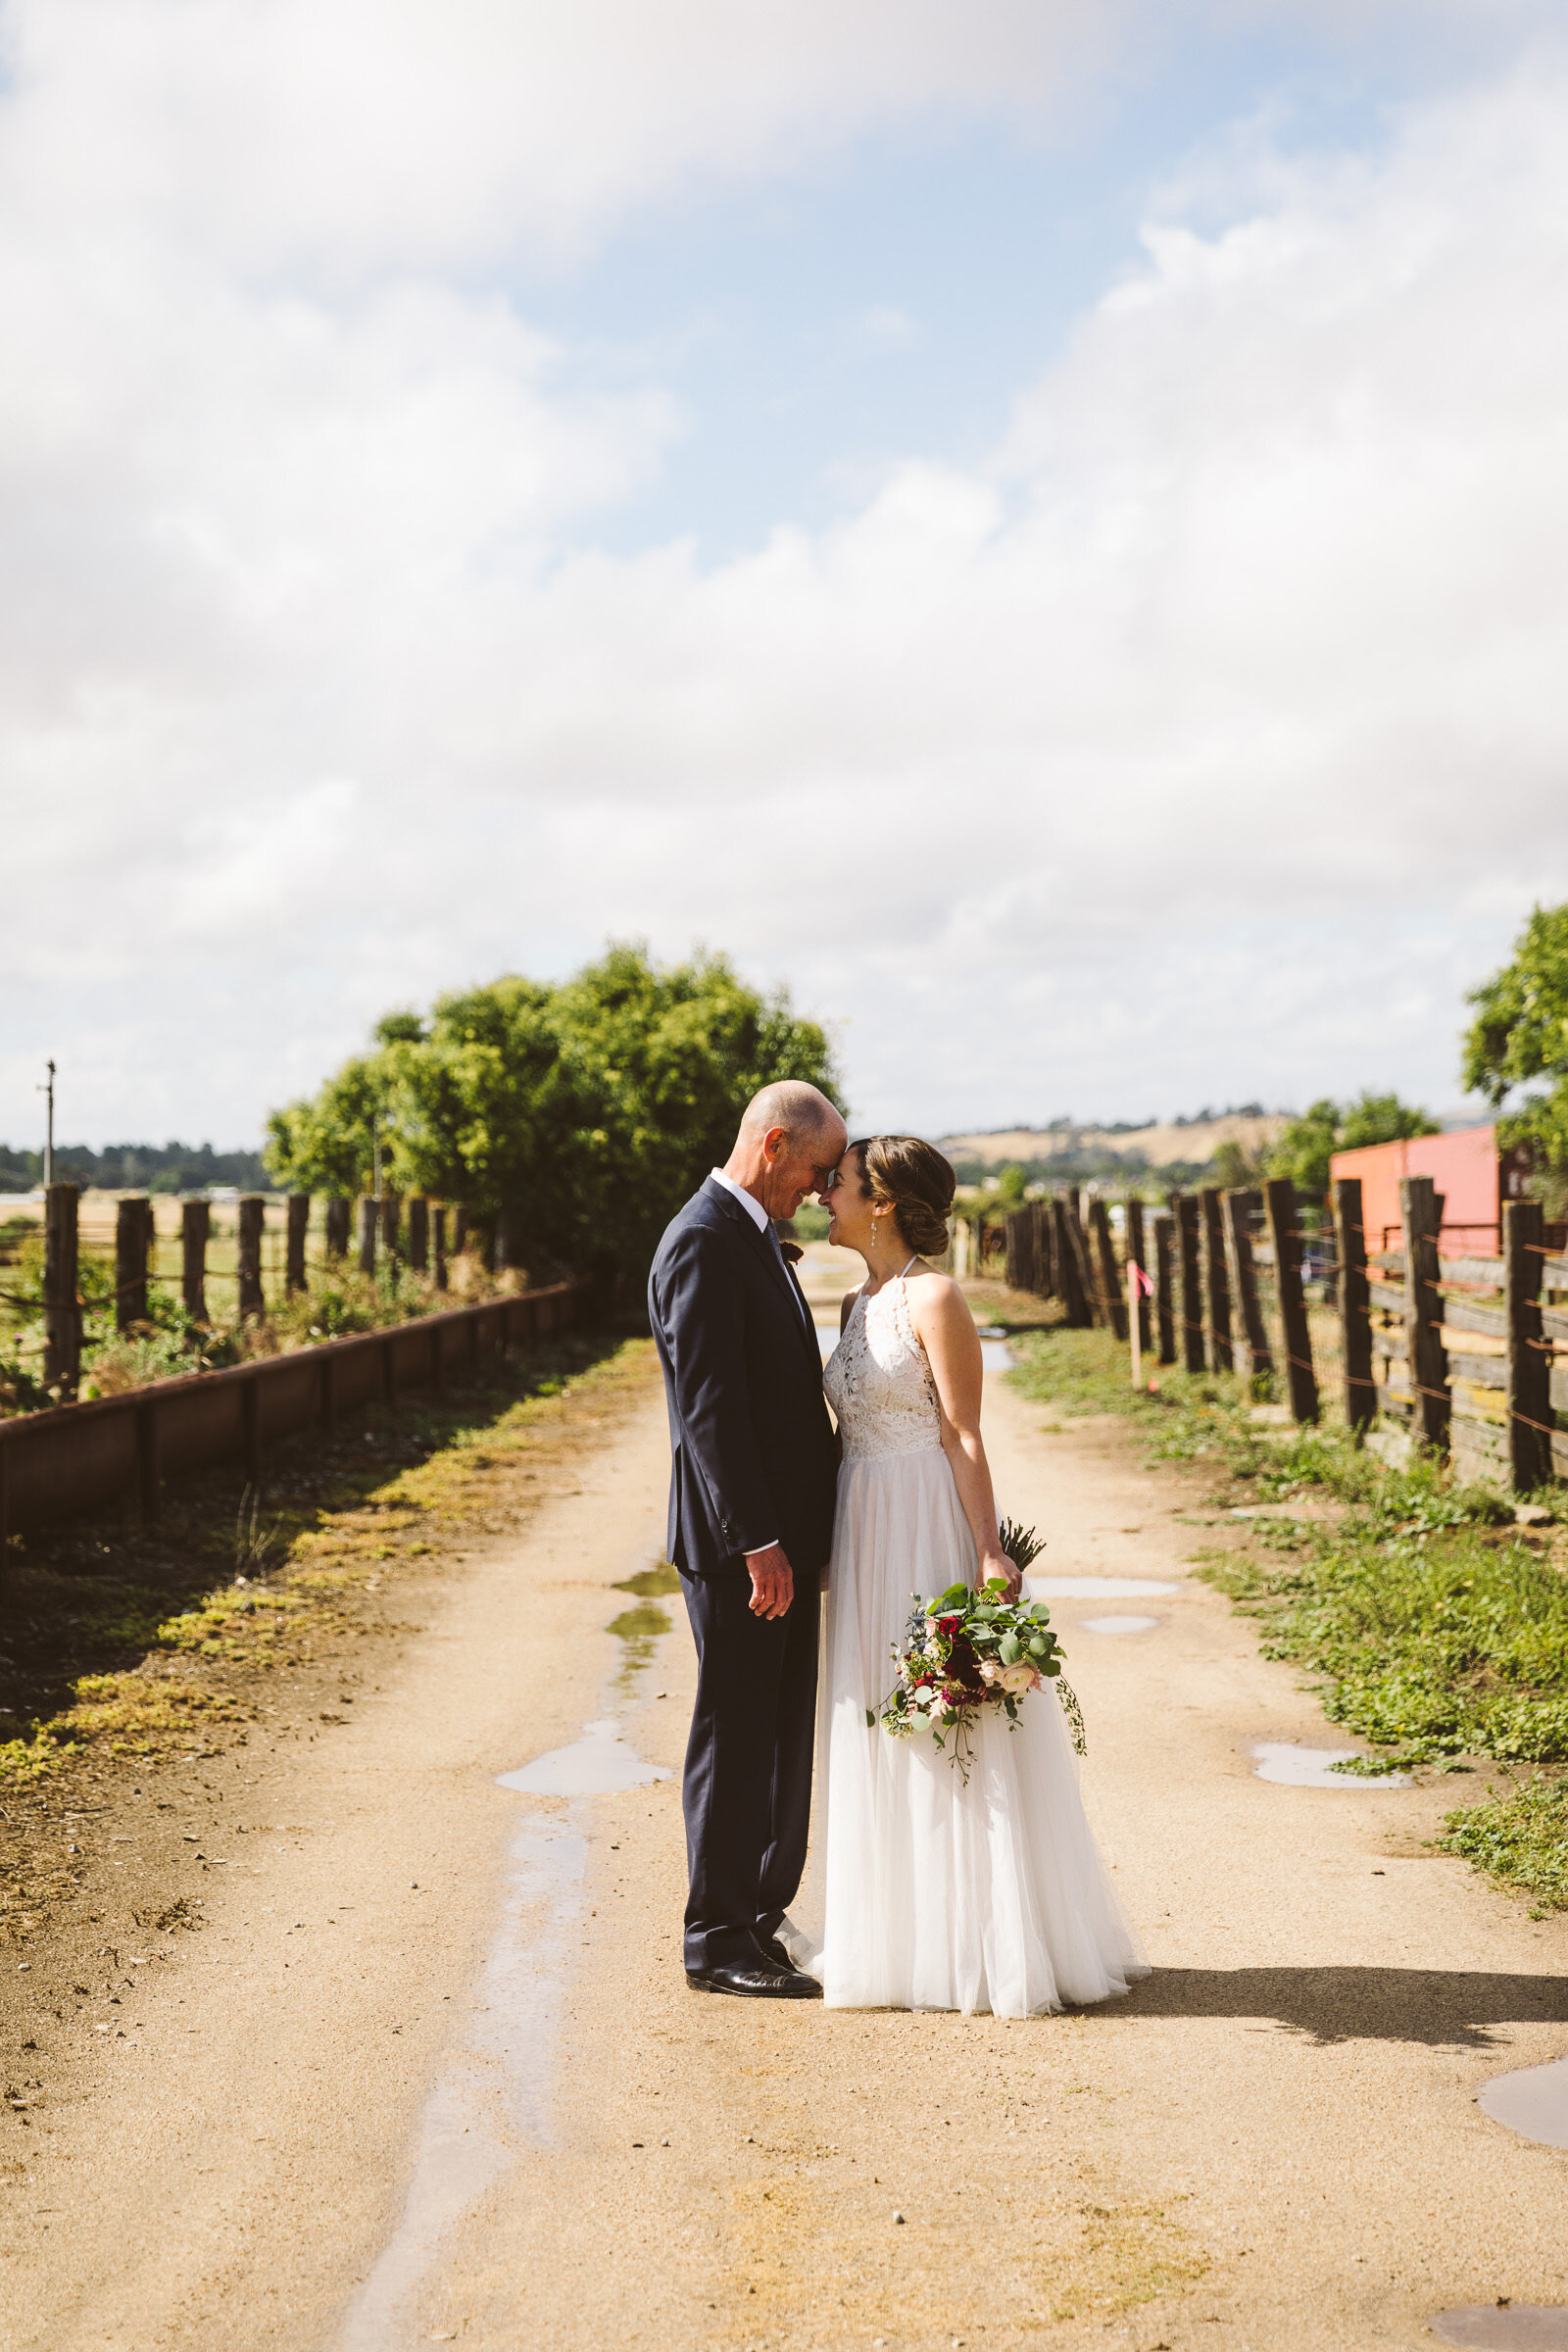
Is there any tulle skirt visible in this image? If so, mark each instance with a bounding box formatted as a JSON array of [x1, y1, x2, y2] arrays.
[[782, 1445, 1149, 2017]]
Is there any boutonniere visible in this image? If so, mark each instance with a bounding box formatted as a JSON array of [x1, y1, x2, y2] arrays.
[[778, 1240, 804, 1264]]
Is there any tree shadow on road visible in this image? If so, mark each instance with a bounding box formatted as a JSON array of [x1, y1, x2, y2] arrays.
[[1103, 1967, 1568, 2048]]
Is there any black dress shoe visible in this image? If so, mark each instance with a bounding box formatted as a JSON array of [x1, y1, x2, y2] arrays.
[[686, 1960, 823, 1999], [760, 1936, 806, 1975]]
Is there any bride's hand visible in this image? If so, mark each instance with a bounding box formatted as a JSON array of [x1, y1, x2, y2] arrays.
[[981, 1549, 1020, 1600]]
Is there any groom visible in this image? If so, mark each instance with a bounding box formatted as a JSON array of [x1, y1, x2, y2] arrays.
[[648, 1081, 847, 1997]]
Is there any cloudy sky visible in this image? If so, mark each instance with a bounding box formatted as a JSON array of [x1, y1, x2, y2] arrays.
[[3, 0, 1567, 1148]]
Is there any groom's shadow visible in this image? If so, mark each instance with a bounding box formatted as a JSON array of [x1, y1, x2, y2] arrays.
[[1095, 1966, 1568, 2049]]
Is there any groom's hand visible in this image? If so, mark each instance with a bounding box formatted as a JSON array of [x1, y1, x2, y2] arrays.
[[744, 1542, 795, 1619]]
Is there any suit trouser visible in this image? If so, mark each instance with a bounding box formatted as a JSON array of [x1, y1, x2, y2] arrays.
[[678, 1561, 820, 1971]]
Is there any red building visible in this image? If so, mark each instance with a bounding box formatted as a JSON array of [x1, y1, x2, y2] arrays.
[[1328, 1124, 1532, 1258]]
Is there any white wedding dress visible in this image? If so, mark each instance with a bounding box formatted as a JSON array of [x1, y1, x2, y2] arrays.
[[783, 1268, 1150, 2017]]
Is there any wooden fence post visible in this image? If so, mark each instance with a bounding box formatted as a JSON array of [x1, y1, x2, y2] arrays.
[[1222, 1191, 1272, 1386], [357, 1197, 377, 1276], [285, 1195, 310, 1294], [1199, 1188, 1234, 1373], [1152, 1212, 1176, 1365], [1030, 1201, 1054, 1298], [1060, 1199, 1098, 1329], [1172, 1193, 1204, 1373], [1331, 1177, 1375, 1431], [1004, 1210, 1027, 1294], [1087, 1200, 1127, 1339], [380, 1193, 401, 1261], [432, 1205, 448, 1292], [1263, 1178, 1318, 1423], [1401, 1173, 1449, 1454], [323, 1198, 351, 1260], [43, 1183, 80, 1396], [1125, 1200, 1151, 1356], [452, 1204, 468, 1258], [236, 1197, 266, 1322], [116, 1196, 150, 1331], [1050, 1200, 1090, 1327], [181, 1200, 210, 1322], [408, 1196, 429, 1274], [1504, 1199, 1551, 1492]]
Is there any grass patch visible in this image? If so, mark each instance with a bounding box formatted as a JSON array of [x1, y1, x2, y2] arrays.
[[1438, 1776, 1568, 1917], [0, 1332, 656, 1796], [1007, 1326, 1568, 1912]]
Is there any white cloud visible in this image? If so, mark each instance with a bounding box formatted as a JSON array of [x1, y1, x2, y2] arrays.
[[3, 9, 1568, 1144]]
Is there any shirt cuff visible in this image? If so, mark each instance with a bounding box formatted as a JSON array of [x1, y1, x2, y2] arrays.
[[743, 1541, 779, 1560]]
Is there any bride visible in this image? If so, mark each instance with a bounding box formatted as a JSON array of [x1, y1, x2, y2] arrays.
[[783, 1135, 1149, 2017]]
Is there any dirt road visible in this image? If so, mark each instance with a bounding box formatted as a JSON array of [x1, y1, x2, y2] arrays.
[[4, 1324, 1566, 2351]]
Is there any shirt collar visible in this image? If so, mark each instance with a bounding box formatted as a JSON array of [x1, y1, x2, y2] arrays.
[[709, 1166, 769, 1234]]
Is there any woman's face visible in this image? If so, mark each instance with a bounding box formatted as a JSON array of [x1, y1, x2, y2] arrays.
[[824, 1147, 874, 1253]]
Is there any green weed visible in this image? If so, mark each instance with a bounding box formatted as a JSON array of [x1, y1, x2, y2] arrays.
[[1438, 1776, 1568, 1914], [1007, 1326, 1568, 1911]]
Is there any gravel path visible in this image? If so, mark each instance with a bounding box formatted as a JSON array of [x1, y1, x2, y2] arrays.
[[4, 1348, 1566, 2351]]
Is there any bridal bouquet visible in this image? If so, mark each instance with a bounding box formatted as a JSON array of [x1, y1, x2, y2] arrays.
[[869, 1518, 1086, 1778]]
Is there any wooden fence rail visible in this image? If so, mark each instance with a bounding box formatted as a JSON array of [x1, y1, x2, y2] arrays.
[[998, 1176, 1568, 1494], [0, 1281, 576, 1554]]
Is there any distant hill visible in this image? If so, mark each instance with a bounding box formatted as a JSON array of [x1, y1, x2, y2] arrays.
[[942, 1112, 1288, 1179], [0, 1141, 271, 1194]]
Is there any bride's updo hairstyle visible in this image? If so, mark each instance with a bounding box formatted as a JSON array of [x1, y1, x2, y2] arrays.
[[854, 1135, 956, 1259]]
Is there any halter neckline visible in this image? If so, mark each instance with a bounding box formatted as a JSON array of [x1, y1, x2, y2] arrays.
[[862, 1254, 919, 1298]]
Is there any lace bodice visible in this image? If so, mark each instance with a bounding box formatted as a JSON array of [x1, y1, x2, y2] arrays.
[[823, 1271, 943, 1460]]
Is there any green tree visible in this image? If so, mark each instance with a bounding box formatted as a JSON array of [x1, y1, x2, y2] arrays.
[[1268, 1092, 1439, 1202], [996, 1163, 1027, 1206], [1462, 903, 1568, 1185], [265, 1054, 388, 1199], [1267, 1099, 1343, 1201], [265, 944, 841, 1298], [1212, 1137, 1271, 1190], [1338, 1091, 1441, 1153]]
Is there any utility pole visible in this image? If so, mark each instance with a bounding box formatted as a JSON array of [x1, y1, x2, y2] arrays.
[[40, 1057, 55, 1187]]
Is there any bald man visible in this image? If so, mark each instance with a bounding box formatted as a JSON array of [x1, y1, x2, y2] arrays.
[[648, 1082, 847, 1998]]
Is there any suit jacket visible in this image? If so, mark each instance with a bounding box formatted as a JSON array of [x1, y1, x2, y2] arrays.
[[648, 1178, 839, 1579]]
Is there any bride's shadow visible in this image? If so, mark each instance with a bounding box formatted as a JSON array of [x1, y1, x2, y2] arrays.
[[1097, 1967, 1568, 2048]]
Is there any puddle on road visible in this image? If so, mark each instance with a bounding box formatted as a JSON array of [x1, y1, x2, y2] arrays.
[[338, 1556, 676, 2348], [497, 1719, 671, 1797], [337, 1824, 586, 2350], [1431, 2310, 1568, 2349], [1028, 1577, 1180, 1600], [1479, 2055, 1568, 2150], [1250, 1742, 1410, 1788], [614, 1559, 681, 1597], [1080, 1614, 1161, 1635]]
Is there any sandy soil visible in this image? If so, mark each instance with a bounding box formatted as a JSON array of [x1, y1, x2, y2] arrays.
[[3, 1339, 1566, 2352], [938, 1116, 1288, 1172]]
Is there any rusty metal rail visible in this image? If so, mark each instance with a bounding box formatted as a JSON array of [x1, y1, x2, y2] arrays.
[[0, 1282, 576, 1550]]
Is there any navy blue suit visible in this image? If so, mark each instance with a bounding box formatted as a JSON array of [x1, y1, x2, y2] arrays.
[[648, 1178, 839, 1969]]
